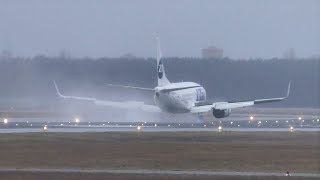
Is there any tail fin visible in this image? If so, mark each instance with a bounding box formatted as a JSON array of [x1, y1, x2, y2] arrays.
[[156, 37, 170, 86]]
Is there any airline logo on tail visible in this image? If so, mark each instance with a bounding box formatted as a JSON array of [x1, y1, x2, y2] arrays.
[[157, 59, 163, 79]]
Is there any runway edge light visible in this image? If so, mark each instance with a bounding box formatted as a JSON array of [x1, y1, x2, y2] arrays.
[[290, 126, 294, 131]]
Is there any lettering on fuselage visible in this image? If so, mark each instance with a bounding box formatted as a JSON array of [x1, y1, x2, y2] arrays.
[[154, 92, 189, 113], [154, 86, 206, 113], [196, 88, 206, 101]]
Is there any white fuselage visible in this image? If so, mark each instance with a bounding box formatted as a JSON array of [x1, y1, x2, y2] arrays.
[[154, 82, 206, 113]]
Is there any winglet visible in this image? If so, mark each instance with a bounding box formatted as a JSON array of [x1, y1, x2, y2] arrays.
[[52, 81, 96, 101], [53, 80, 64, 98], [286, 82, 291, 98]]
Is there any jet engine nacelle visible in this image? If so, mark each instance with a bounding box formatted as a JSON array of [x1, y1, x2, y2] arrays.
[[212, 108, 231, 118]]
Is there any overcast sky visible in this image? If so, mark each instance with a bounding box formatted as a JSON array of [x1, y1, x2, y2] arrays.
[[1, 0, 319, 59]]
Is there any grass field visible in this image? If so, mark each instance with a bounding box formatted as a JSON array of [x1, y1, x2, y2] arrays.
[[0, 131, 319, 174]]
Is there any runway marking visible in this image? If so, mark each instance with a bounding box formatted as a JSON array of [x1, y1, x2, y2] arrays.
[[0, 168, 319, 177], [0, 127, 319, 133]]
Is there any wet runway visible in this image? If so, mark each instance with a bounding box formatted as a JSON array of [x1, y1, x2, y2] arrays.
[[0, 168, 319, 178], [1, 127, 320, 133], [0, 113, 319, 133], [0, 121, 319, 133]]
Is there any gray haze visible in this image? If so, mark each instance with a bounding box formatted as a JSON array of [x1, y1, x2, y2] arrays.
[[1, 0, 319, 59]]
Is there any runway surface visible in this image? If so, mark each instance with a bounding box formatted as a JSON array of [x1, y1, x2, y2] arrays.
[[0, 168, 319, 178], [1, 126, 319, 133], [0, 117, 319, 133], [0, 111, 319, 133]]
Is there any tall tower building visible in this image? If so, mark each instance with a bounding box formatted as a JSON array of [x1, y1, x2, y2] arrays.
[[201, 46, 223, 59]]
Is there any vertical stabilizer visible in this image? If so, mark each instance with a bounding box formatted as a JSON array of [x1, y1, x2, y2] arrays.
[[156, 37, 170, 86]]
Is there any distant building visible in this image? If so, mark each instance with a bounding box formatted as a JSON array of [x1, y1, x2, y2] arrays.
[[120, 53, 137, 59], [58, 49, 71, 60], [0, 50, 13, 60], [201, 46, 223, 59], [283, 48, 296, 60]]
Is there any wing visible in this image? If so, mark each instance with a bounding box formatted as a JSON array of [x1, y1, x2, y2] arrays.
[[106, 83, 154, 91], [53, 81, 161, 113], [191, 82, 291, 113]]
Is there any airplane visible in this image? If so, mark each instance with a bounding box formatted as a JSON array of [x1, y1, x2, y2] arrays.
[[53, 37, 290, 119]]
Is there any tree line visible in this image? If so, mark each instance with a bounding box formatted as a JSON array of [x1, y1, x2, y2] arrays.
[[0, 56, 319, 108]]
